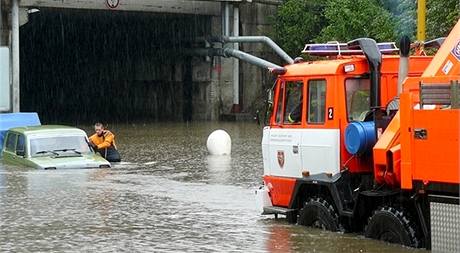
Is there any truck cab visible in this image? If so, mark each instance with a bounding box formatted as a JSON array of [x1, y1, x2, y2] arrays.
[[262, 51, 432, 208]]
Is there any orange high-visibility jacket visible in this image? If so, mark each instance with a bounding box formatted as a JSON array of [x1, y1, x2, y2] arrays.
[[89, 130, 118, 150]]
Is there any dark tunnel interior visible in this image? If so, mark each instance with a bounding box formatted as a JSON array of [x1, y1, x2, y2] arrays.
[[20, 8, 210, 124]]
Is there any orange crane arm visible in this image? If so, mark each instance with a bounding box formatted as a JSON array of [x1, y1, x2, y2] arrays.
[[423, 20, 460, 77]]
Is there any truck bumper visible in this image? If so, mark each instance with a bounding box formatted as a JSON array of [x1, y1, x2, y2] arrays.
[[255, 185, 272, 214]]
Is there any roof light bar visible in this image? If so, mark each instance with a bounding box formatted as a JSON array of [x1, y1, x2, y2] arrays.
[[302, 41, 398, 56]]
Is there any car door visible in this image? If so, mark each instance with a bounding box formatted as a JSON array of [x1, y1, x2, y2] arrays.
[[2, 132, 20, 165]]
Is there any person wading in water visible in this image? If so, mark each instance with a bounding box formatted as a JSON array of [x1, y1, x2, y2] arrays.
[[89, 122, 121, 162]]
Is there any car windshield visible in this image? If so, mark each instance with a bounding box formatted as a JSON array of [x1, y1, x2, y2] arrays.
[[30, 135, 91, 156]]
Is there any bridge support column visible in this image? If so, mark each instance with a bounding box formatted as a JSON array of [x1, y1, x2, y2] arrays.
[[0, 0, 3, 45], [231, 4, 240, 113], [12, 0, 20, 112], [222, 2, 230, 36]]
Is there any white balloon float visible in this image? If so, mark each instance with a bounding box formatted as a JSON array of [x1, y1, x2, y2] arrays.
[[206, 129, 231, 155]]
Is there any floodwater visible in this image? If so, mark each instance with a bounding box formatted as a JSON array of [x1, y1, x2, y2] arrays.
[[0, 122, 422, 252]]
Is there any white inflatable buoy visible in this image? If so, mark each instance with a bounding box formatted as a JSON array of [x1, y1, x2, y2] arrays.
[[206, 129, 231, 155]]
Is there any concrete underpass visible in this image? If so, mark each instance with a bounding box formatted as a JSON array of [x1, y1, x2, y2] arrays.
[[20, 9, 211, 123], [0, 0, 280, 123]]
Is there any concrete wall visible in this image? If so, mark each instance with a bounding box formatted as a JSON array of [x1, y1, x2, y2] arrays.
[[19, 0, 222, 15], [217, 2, 279, 117], [239, 2, 279, 114], [183, 2, 279, 121]]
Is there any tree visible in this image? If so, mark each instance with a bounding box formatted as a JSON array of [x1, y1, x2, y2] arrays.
[[380, 0, 417, 39], [272, 0, 459, 56], [273, 0, 327, 57], [317, 0, 396, 42], [426, 0, 460, 39]]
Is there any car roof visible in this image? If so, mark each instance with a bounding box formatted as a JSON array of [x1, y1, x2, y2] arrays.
[[8, 125, 87, 136]]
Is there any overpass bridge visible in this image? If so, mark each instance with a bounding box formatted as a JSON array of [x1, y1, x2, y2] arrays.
[[0, 0, 282, 122]]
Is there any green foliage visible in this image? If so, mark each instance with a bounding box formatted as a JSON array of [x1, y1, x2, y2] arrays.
[[390, 0, 417, 40], [273, 0, 327, 56], [272, 0, 459, 56], [317, 0, 395, 42], [426, 0, 460, 39]]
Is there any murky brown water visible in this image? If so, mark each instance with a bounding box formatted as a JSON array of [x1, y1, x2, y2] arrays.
[[0, 122, 423, 252]]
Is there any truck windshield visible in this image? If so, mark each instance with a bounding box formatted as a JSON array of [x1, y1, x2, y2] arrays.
[[30, 136, 91, 156], [345, 78, 370, 121]]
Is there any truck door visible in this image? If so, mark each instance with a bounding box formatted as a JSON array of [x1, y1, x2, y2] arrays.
[[266, 80, 304, 177], [300, 79, 341, 175]]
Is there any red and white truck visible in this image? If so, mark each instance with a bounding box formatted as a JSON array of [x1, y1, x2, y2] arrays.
[[255, 19, 460, 251]]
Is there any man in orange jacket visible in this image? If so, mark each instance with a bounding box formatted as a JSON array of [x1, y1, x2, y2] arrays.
[[89, 122, 121, 162]]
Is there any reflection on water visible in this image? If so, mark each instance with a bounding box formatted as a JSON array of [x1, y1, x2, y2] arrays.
[[263, 220, 421, 253], [0, 122, 421, 252], [206, 155, 232, 184]]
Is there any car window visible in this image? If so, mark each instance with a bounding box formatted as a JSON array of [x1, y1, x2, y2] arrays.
[[30, 135, 91, 156], [16, 135, 25, 155], [5, 133, 17, 152]]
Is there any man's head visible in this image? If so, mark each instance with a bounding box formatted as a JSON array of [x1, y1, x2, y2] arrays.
[[94, 122, 105, 137]]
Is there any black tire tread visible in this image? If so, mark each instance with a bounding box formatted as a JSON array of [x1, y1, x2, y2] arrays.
[[298, 197, 342, 232], [365, 206, 420, 248]]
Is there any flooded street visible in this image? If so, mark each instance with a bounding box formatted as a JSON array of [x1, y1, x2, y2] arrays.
[[0, 122, 421, 252]]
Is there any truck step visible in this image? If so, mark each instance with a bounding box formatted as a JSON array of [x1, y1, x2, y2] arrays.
[[263, 206, 296, 216]]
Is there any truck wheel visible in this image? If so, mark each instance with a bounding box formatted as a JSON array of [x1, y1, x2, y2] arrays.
[[298, 197, 340, 231], [286, 211, 298, 224], [365, 206, 420, 248]]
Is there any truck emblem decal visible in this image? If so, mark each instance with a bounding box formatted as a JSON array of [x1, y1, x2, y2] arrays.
[[277, 150, 285, 168], [106, 0, 120, 9], [452, 40, 460, 61]]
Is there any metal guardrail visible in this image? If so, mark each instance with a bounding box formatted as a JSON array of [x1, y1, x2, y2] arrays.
[[302, 41, 399, 56]]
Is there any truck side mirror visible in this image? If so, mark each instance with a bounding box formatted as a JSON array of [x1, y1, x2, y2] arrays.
[[264, 87, 274, 126], [267, 88, 274, 105]]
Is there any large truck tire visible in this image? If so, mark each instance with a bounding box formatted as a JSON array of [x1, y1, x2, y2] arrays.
[[365, 206, 420, 248], [298, 197, 341, 232], [286, 211, 298, 224]]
